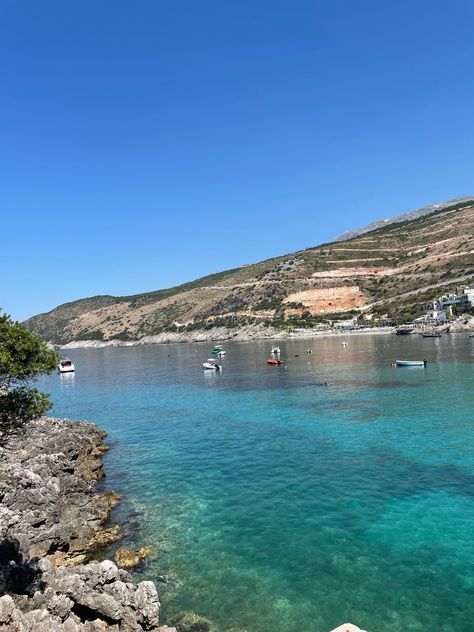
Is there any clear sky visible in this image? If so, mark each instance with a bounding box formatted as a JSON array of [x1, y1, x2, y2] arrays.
[[2, 1, 474, 321]]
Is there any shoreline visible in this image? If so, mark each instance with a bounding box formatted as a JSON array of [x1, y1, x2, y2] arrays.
[[0, 416, 174, 631], [58, 320, 474, 350], [57, 326, 396, 350]]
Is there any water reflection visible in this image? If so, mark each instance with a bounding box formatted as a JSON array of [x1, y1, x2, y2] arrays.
[[59, 372, 75, 389]]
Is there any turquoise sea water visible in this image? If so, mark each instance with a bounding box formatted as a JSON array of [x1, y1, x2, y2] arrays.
[[42, 335, 474, 632]]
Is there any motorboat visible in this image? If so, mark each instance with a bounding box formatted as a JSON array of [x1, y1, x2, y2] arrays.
[[267, 358, 283, 366], [271, 346, 281, 354], [421, 332, 442, 338], [58, 358, 75, 373], [395, 326, 414, 335], [217, 350, 226, 357], [395, 360, 427, 367], [211, 345, 222, 355], [203, 359, 222, 371]]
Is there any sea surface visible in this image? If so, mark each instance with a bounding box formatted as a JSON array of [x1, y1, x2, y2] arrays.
[[42, 334, 474, 632]]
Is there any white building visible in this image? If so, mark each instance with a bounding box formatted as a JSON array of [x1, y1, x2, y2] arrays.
[[459, 286, 474, 308], [437, 286, 474, 311], [418, 301, 447, 325], [335, 318, 359, 329]]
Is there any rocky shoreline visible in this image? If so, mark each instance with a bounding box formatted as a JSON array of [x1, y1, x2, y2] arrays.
[[60, 323, 285, 349], [0, 419, 369, 632], [58, 325, 393, 350], [0, 417, 174, 631], [59, 316, 474, 350]]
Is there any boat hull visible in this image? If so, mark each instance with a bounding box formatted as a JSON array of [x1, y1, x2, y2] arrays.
[[395, 360, 426, 367]]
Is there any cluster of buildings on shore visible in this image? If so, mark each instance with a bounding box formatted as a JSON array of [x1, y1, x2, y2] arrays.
[[413, 284, 474, 326], [316, 284, 474, 331]]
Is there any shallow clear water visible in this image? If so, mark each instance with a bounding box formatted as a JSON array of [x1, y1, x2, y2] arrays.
[[42, 334, 474, 632]]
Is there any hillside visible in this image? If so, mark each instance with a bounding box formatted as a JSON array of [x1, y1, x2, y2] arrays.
[[335, 196, 474, 241], [25, 200, 474, 344]]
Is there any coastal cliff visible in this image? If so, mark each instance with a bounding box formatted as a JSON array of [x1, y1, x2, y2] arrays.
[[0, 417, 174, 631]]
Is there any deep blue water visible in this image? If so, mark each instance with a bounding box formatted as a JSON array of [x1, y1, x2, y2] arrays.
[[41, 334, 474, 632]]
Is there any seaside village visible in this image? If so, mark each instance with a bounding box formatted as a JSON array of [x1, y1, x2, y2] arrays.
[[289, 284, 474, 335], [413, 284, 474, 326], [376, 284, 474, 330]]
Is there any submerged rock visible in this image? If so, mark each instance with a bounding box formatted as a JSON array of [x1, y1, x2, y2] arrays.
[[114, 546, 151, 570], [169, 611, 212, 632], [88, 525, 125, 553]]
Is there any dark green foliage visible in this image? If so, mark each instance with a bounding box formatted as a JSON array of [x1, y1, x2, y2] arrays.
[[112, 331, 133, 341], [0, 387, 52, 434], [284, 302, 305, 309], [451, 305, 474, 317], [253, 296, 283, 311], [0, 312, 58, 435], [74, 329, 105, 341], [184, 315, 260, 331]]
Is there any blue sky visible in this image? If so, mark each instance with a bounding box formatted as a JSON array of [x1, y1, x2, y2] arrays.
[[1, 1, 474, 321]]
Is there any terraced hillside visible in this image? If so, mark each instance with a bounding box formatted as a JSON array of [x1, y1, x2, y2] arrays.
[[25, 200, 474, 343]]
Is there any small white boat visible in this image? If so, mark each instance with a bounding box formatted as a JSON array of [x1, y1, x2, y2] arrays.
[[58, 358, 75, 373], [203, 359, 222, 371], [341, 341, 348, 347], [217, 350, 226, 357], [395, 360, 427, 367], [271, 346, 281, 354]]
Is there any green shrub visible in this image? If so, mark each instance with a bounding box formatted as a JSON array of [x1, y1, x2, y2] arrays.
[[0, 312, 58, 436], [0, 387, 52, 434]]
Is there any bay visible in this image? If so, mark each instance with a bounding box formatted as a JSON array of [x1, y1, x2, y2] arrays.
[[41, 334, 474, 632]]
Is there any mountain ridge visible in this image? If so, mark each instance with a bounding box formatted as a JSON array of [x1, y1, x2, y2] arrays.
[[335, 196, 474, 241], [25, 199, 474, 343]]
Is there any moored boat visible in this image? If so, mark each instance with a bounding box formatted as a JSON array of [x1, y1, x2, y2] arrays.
[[203, 358, 222, 370], [395, 326, 414, 335], [267, 358, 283, 366], [421, 332, 442, 338], [395, 359, 427, 367], [271, 346, 281, 354], [58, 358, 75, 373], [211, 345, 222, 355]]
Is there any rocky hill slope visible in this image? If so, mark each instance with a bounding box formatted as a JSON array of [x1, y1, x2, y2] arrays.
[[335, 196, 474, 241], [25, 200, 474, 344]]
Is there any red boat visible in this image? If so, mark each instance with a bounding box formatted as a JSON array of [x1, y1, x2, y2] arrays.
[[267, 358, 283, 366]]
